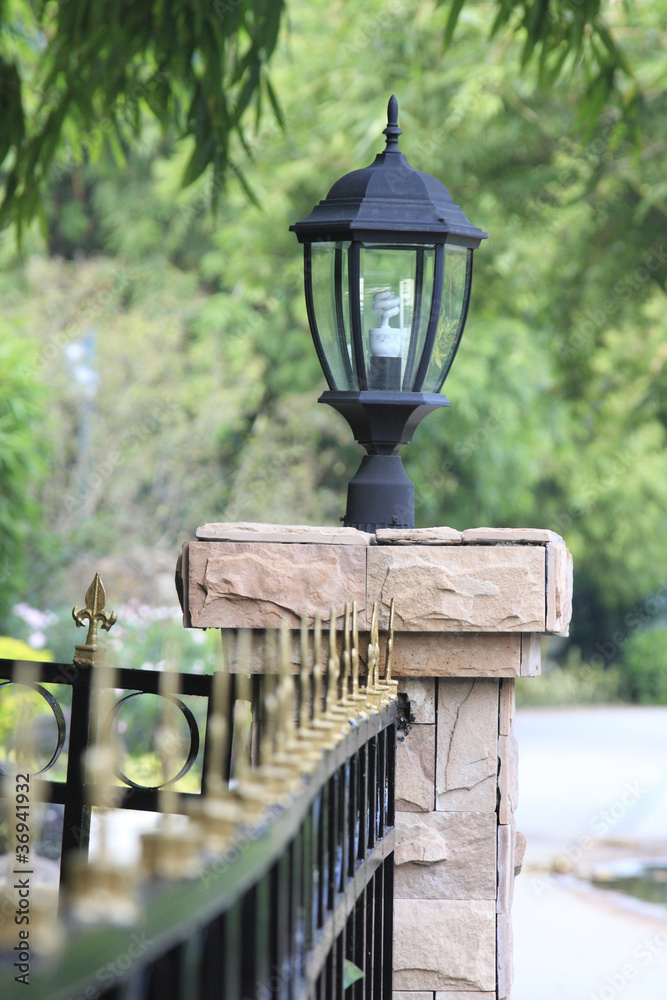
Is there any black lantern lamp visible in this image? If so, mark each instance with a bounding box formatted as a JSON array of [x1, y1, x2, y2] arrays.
[[290, 96, 487, 531]]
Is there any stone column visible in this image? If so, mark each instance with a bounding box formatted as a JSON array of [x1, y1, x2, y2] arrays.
[[177, 521, 573, 1000]]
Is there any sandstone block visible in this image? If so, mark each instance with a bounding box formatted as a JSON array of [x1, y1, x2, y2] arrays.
[[436, 680, 499, 813], [546, 539, 573, 635], [520, 633, 541, 676], [396, 724, 436, 812], [395, 811, 496, 899], [462, 526, 563, 544], [435, 994, 496, 999], [389, 633, 522, 678], [196, 521, 374, 545], [398, 678, 436, 723], [377, 526, 462, 544], [498, 733, 519, 825], [514, 830, 527, 877], [499, 678, 515, 735], [497, 911, 514, 999], [391, 990, 433, 1000], [497, 821, 515, 913], [368, 545, 546, 632], [392, 994, 433, 1000], [393, 899, 496, 992], [185, 541, 366, 628]]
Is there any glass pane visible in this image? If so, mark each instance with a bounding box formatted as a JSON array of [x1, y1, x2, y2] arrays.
[[310, 241, 355, 390], [359, 244, 435, 392], [422, 245, 471, 393]]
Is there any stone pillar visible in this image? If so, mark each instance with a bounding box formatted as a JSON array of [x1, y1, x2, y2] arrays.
[[177, 521, 573, 1000]]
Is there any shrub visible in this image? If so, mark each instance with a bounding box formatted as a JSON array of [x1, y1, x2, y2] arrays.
[[620, 628, 667, 704]]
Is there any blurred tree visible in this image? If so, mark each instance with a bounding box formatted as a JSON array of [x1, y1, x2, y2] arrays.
[[0, 335, 47, 628], [0, 0, 643, 240], [0, 0, 665, 663]]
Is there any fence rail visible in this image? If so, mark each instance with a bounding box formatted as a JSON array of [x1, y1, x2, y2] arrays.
[[0, 576, 397, 1000]]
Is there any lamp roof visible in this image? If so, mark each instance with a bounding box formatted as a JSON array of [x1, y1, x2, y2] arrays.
[[290, 96, 488, 248]]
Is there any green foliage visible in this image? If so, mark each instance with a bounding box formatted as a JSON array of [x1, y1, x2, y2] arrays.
[[517, 649, 621, 706], [0, 636, 52, 661], [0, 0, 665, 663], [619, 629, 667, 704], [442, 0, 640, 134], [343, 960, 364, 989], [0, 0, 286, 237], [0, 335, 48, 626]]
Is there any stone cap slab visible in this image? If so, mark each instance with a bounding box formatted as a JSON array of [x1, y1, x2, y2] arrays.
[[376, 525, 565, 545], [180, 522, 572, 637], [196, 521, 374, 545]]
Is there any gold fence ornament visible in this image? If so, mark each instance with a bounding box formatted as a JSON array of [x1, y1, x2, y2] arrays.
[[66, 648, 141, 924], [190, 646, 244, 853], [295, 616, 329, 767], [72, 574, 117, 666], [140, 669, 204, 881], [345, 603, 368, 718]]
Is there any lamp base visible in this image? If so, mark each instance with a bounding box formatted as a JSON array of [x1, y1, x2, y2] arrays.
[[344, 454, 414, 531], [319, 390, 451, 532]]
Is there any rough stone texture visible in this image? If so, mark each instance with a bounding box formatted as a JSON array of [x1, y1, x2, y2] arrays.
[[396, 724, 436, 812], [435, 994, 496, 999], [196, 521, 374, 545], [519, 633, 541, 676], [398, 678, 436, 723], [393, 899, 496, 992], [436, 680, 499, 813], [393, 994, 433, 1000], [377, 527, 462, 544], [394, 811, 496, 899], [498, 732, 519, 825], [368, 545, 546, 632], [499, 678, 515, 736], [514, 830, 527, 877], [497, 821, 515, 913], [462, 526, 563, 544], [388, 633, 522, 678], [497, 912, 514, 999], [186, 541, 367, 628], [546, 538, 574, 635]]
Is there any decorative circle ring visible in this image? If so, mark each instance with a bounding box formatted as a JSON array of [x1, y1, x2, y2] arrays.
[[103, 691, 200, 790], [0, 680, 67, 776]]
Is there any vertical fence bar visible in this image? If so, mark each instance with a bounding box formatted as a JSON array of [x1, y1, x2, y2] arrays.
[[373, 865, 384, 1000], [59, 664, 94, 890], [317, 787, 327, 929], [366, 736, 377, 852], [364, 880, 374, 1000], [327, 772, 339, 913], [381, 857, 394, 999], [339, 762, 348, 893], [357, 744, 367, 861], [377, 730, 386, 839]]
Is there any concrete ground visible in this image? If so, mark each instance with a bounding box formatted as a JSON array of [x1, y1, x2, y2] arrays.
[[513, 706, 667, 999]]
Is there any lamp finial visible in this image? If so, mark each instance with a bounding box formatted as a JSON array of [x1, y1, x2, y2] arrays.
[[383, 95, 402, 152]]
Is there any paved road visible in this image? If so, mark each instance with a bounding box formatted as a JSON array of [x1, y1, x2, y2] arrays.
[[513, 706, 667, 1000]]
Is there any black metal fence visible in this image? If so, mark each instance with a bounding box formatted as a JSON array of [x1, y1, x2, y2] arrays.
[[0, 582, 397, 1000]]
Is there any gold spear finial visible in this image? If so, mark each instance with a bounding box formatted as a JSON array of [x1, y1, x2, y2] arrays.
[[385, 597, 397, 688], [72, 574, 117, 665]]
